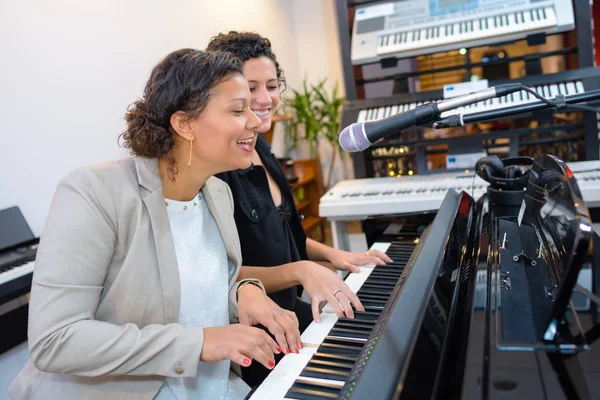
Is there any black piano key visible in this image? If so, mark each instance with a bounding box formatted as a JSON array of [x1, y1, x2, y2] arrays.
[[330, 326, 371, 340], [310, 354, 356, 367], [358, 283, 394, 292], [387, 248, 415, 254], [368, 269, 403, 276], [313, 351, 358, 363], [357, 286, 393, 295], [336, 318, 375, 327], [357, 295, 390, 306], [369, 267, 403, 274], [318, 338, 364, 357], [384, 252, 411, 258], [361, 303, 386, 311], [332, 321, 375, 336], [372, 269, 403, 275], [362, 277, 396, 286], [353, 311, 381, 321], [357, 289, 393, 298], [300, 363, 352, 381], [357, 292, 390, 301], [286, 379, 342, 400]]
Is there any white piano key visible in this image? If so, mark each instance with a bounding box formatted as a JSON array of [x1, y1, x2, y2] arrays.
[[357, 109, 367, 123], [248, 347, 318, 400], [559, 83, 567, 95], [0, 261, 35, 286], [575, 81, 584, 94], [377, 7, 557, 57], [322, 241, 391, 313], [252, 241, 395, 398], [384, 106, 391, 118], [300, 312, 339, 346]]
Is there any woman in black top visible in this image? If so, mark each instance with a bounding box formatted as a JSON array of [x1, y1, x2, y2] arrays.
[[209, 32, 392, 385]]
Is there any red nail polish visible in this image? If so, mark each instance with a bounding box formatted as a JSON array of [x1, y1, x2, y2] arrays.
[[243, 358, 251, 365], [285, 348, 290, 354], [269, 360, 275, 368], [294, 349, 299, 354], [300, 342, 304, 349], [276, 347, 281, 353]]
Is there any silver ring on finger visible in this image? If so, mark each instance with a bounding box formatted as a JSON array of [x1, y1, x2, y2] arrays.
[[338, 301, 345, 313], [332, 288, 342, 297], [365, 251, 370, 256]]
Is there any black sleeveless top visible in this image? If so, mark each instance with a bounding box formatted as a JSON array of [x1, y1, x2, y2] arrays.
[[216, 135, 308, 312]]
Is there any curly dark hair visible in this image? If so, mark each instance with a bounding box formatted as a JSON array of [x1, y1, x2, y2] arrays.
[[206, 31, 287, 92], [120, 48, 244, 178]]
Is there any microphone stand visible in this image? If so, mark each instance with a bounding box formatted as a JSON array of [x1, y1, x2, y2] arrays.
[[430, 89, 600, 128]]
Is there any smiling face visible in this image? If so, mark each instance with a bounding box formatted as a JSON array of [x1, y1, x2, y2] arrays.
[[185, 73, 261, 174], [243, 56, 281, 133]]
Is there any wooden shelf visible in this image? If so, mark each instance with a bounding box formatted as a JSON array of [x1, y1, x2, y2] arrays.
[[302, 215, 323, 233], [295, 199, 311, 212], [290, 158, 325, 240], [291, 175, 315, 190]]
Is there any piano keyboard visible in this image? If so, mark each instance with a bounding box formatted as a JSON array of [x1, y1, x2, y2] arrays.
[[350, 0, 575, 65], [356, 80, 586, 124], [250, 239, 417, 399], [319, 160, 600, 220], [0, 261, 35, 287], [0, 242, 37, 301], [378, 7, 556, 58]]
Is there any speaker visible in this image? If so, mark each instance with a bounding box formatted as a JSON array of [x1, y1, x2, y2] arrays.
[[475, 156, 534, 191]]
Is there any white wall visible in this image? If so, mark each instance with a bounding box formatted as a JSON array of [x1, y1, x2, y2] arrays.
[[0, 0, 324, 235], [287, 0, 353, 186]]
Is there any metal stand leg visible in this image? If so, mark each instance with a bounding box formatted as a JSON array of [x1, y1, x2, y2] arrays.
[[330, 220, 351, 251]]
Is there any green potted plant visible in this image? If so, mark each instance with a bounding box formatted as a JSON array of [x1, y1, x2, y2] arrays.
[[287, 77, 346, 189]]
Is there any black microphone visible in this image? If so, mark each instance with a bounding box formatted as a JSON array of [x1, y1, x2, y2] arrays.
[[338, 83, 522, 152]]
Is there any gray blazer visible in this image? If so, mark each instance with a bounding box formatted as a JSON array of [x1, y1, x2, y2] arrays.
[[9, 157, 254, 400]]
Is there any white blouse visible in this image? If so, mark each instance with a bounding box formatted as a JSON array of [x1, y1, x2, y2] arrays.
[[154, 191, 249, 400]]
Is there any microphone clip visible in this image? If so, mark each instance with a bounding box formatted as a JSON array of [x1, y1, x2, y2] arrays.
[[432, 114, 464, 129]]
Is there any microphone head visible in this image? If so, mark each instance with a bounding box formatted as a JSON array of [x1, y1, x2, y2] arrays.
[[338, 123, 371, 152]]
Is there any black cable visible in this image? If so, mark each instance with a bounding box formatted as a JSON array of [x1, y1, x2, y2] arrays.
[[518, 85, 600, 114], [433, 86, 600, 129]]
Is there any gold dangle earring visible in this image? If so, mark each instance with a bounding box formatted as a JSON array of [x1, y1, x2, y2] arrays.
[[188, 139, 193, 166]]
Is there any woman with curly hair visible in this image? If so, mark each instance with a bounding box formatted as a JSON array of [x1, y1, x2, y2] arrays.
[[207, 32, 392, 387], [9, 48, 301, 400]]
